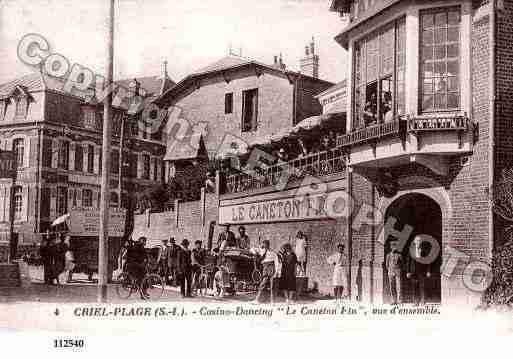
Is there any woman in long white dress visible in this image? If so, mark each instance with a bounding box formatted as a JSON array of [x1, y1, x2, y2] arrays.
[[327, 244, 347, 300]]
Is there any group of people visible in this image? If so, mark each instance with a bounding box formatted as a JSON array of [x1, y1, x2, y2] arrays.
[[362, 91, 394, 127], [274, 130, 340, 165], [118, 236, 207, 299], [385, 235, 435, 305], [38, 231, 75, 285]]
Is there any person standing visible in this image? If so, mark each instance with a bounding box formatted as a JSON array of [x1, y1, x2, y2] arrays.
[[279, 243, 298, 304], [177, 239, 192, 298], [254, 240, 279, 304], [39, 236, 53, 285], [294, 231, 308, 276], [167, 237, 179, 286], [407, 235, 432, 305], [386, 241, 403, 305], [191, 240, 206, 294], [236, 226, 250, 250], [327, 244, 347, 301], [53, 234, 67, 285], [157, 239, 170, 282], [63, 235, 75, 283]]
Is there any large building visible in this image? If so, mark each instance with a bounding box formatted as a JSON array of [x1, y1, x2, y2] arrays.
[[0, 66, 174, 258]]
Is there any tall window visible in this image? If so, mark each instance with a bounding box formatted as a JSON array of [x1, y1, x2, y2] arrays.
[[354, 18, 405, 128], [142, 154, 150, 179], [242, 88, 258, 132], [82, 189, 93, 207], [153, 158, 159, 181], [58, 140, 69, 169], [111, 150, 119, 174], [420, 8, 460, 112], [15, 98, 26, 118], [12, 138, 24, 168], [13, 186, 23, 220], [74, 144, 83, 171], [57, 186, 67, 215], [110, 192, 119, 207], [87, 145, 94, 173], [225, 93, 233, 114]]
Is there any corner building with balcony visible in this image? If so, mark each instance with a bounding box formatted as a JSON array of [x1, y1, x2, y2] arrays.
[[329, 0, 513, 306]]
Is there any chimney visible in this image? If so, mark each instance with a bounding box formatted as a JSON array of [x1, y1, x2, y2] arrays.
[[279, 53, 286, 70], [274, 55, 278, 65], [161, 60, 169, 79], [300, 37, 319, 78]]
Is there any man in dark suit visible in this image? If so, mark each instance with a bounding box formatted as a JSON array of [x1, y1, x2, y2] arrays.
[[406, 235, 433, 305], [217, 224, 236, 250], [177, 239, 192, 297]]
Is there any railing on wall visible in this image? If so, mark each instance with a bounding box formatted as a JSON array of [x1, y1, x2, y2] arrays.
[[336, 118, 406, 147], [408, 114, 470, 132], [225, 147, 346, 194]]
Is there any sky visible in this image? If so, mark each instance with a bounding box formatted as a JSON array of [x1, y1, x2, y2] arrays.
[[0, 0, 349, 85]]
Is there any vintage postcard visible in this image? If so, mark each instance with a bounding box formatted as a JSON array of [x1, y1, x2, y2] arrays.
[[1, 0, 513, 354]]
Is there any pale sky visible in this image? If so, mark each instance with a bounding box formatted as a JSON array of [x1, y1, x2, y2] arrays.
[[0, 0, 349, 85]]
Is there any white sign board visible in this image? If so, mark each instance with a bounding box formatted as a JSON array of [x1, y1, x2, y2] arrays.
[[69, 207, 126, 237]]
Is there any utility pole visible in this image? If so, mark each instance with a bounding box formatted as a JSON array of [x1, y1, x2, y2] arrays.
[[98, 0, 115, 302]]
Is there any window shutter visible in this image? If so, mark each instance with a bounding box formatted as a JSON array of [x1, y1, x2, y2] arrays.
[[4, 186, 11, 222], [137, 154, 142, 178], [50, 187, 57, 219], [149, 157, 155, 180], [21, 186, 29, 221], [0, 187, 6, 222], [69, 142, 75, 171], [51, 140, 58, 168]]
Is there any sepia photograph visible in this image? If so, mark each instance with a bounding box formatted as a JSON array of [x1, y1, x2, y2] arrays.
[[0, 0, 512, 354]]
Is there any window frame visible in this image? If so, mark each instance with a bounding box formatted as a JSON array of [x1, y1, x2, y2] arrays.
[[13, 186, 23, 220], [241, 88, 258, 133], [352, 17, 406, 129], [87, 145, 95, 173], [82, 189, 93, 207], [418, 6, 461, 114], [74, 144, 84, 172], [57, 186, 68, 215], [58, 140, 70, 170], [225, 92, 233, 114], [12, 138, 25, 168]]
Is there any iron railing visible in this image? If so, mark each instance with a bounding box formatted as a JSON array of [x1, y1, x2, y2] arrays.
[[408, 114, 470, 131], [224, 147, 346, 194], [336, 119, 406, 147]]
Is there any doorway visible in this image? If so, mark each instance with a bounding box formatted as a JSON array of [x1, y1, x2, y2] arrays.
[[383, 193, 442, 304]]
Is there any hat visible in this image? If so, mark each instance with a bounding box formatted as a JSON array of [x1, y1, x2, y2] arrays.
[[337, 243, 345, 249], [182, 239, 189, 246], [279, 148, 285, 153]]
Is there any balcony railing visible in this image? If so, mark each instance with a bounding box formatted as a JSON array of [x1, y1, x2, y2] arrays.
[[337, 118, 406, 147], [224, 148, 346, 194], [408, 114, 470, 132]]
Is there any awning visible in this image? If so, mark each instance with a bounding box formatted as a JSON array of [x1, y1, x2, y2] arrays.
[[164, 133, 207, 161]]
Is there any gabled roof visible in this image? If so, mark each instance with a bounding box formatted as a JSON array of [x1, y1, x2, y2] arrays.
[[315, 80, 347, 99], [156, 55, 333, 107], [116, 75, 175, 97], [164, 132, 207, 162]]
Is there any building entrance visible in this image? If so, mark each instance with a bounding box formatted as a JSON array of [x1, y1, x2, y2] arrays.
[[383, 193, 442, 304]]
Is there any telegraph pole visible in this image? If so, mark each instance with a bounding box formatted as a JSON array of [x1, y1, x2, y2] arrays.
[[98, 0, 115, 302]]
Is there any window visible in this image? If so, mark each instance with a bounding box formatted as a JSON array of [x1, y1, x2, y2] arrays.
[[87, 145, 94, 173], [72, 189, 78, 208], [420, 8, 460, 112], [111, 150, 119, 174], [82, 189, 93, 207], [353, 18, 406, 128], [58, 140, 69, 169], [74, 144, 83, 171], [242, 88, 258, 132], [225, 93, 233, 114], [153, 158, 159, 181], [57, 186, 67, 215], [12, 138, 24, 168], [142, 154, 150, 179], [13, 186, 23, 220], [15, 98, 26, 118], [110, 192, 119, 207], [42, 139, 53, 168]]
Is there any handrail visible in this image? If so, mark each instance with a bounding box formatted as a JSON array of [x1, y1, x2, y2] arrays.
[[337, 119, 405, 147], [224, 147, 346, 194], [408, 114, 470, 131]]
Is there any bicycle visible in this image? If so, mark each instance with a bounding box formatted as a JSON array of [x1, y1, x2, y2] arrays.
[[116, 267, 164, 300]]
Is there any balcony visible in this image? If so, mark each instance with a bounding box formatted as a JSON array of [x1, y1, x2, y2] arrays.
[[337, 118, 407, 148], [224, 147, 346, 195], [337, 114, 475, 175]]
